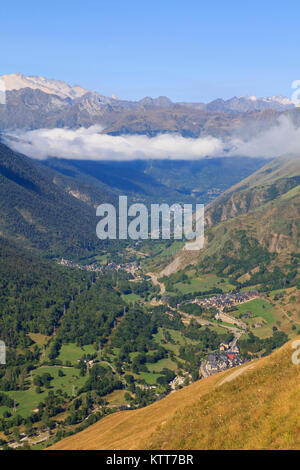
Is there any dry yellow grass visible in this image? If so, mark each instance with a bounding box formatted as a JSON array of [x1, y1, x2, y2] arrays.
[[48, 367, 231, 450], [48, 338, 300, 450]]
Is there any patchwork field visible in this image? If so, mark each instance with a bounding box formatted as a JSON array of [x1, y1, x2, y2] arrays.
[[0, 367, 87, 418]]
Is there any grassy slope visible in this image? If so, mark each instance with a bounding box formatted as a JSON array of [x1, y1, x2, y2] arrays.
[[203, 181, 300, 260], [236, 299, 275, 324], [205, 156, 300, 230], [155, 157, 300, 277], [48, 337, 300, 450], [227, 156, 300, 191], [145, 338, 300, 450]]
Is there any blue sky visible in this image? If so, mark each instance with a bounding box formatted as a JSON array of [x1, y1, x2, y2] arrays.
[[1, 0, 300, 102]]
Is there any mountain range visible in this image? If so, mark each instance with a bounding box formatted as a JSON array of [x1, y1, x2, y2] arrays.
[[0, 73, 298, 288], [2, 73, 297, 111], [0, 73, 299, 137]]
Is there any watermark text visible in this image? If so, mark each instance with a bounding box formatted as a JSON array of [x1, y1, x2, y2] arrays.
[[96, 196, 204, 250]]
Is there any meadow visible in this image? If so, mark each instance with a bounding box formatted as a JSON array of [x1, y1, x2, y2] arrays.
[[171, 273, 234, 295], [236, 298, 275, 324], [0, 366, 87, 418]]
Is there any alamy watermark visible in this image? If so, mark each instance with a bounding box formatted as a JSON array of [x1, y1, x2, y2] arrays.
[[291, 80, 300, 105], [0, 340, 6, 365], [96, 196, 204, 250], [291, 340, 300, 365], [0, 79, 6, 105]]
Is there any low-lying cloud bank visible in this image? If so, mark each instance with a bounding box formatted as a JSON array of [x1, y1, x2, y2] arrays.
[[5, 126, 223, 160], [230, 116, 300, 158], [4, 116, 300, 161]]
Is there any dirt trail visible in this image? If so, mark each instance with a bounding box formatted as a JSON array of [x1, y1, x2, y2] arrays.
[[217, 362, 256, 387], [148, 273, 165, 295]]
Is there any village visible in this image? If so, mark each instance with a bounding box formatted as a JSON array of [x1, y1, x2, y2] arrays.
[[180, 291, 261, 377], [201, 338, 244, 378], [58, 258, 143, 278], [191, 290, 260, 312]]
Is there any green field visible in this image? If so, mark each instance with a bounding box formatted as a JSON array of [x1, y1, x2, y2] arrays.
[[153, 328, 184, 355], [236, 299, 275, 324], [128, 351, 141, 361], [56, 343, 96, 365], [157, 241, 185, 257], [121, 293, 141, 304], [172, 274, 234, 294], [152, 327, 203, 358], [106, 389, 128, 406], [139, 372, 163, 385], [0, 366, 87, 418], [28, 333, 51, 346], [149, 357, 177, 373]]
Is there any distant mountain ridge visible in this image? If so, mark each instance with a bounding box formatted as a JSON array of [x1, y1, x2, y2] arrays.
[[0, 73, 299, 137], [1, 73, 297, 111]]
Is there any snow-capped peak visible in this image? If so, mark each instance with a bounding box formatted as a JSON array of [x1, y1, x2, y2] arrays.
[[0, 73, 89, 99], [244, 94, 296, 106]]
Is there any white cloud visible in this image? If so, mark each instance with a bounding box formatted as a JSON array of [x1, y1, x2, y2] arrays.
[[229, 116, 300, 158], [5, 126, 223, 161], [4, 116, 300, 161]]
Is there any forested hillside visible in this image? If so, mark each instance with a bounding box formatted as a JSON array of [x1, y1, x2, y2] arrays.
[[0, 142, 117, 257], [0, 237, 96, 348], [43, 156, 265, 204]]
